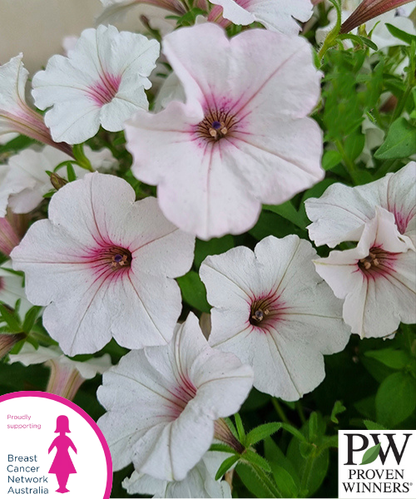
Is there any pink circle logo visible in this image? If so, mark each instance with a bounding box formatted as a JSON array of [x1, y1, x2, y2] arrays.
[[0, 391, 112, 498]]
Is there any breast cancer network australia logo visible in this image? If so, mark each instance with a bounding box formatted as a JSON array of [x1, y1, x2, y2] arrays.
[[48, 416, 77, 494]]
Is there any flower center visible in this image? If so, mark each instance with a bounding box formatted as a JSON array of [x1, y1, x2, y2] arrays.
[[196, 108, 237, 142], [103, 246, 132, 271], [249, 293, 283, 330], [358, 247, 395, 277]]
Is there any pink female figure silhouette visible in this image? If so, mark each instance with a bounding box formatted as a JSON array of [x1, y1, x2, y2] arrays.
[[48, 415, 77, 494]]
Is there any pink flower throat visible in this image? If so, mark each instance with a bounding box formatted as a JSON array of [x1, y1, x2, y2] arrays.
[[87, 73, 121, 107], [358, 246, 397, 279], [167, 375, 197, 420], [249, 292, 287, 332]]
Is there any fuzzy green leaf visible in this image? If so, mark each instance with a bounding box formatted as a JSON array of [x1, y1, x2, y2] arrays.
[[215, 454, 240, 481], [246, 423, 283, 446]]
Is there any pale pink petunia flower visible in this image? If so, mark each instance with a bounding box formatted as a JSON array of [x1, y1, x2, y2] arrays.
[[32, 25, 160, 144], [123, 452, 232, 498], [208, 0, 314, 34], [125, 23, 324, 240], [0, 145, 117, 218], [10, 173, 195, 356], [200, 235, 350, 402], [9, 343, 112, 400], [97, 313, 253, 481], [0, 54, 72, 156], [314, 207, 416, 338], [305, 162, 416, 248]]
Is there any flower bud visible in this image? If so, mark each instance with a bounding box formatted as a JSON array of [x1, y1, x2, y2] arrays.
[[50, 172, 68, 191], [0, 217, 21, 256], [341, 0, 415, 33], [0, 333, 26, 360]]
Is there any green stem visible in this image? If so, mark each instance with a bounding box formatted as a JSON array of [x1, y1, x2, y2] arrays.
[[272, 398, 291, 425], [296, 401, 307, 425], [300, 447, 317, 496]]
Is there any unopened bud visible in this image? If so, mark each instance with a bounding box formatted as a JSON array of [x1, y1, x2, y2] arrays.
[[0, 218, 20, 256], [0, 333, 26, 360], [50, 172, 68, 191], [341, 0, 415, 34]]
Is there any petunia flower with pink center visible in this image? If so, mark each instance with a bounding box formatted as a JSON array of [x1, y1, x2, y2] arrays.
[[208, 0, 314, 34], [10, 172, 195, 356], [305, 162, 416, 248], [314, 207, 416, 338], [0, 54, 72, 156], [32, 25, 160, 144], [125, 23, 324, 240], [97, 312, 253, 481], [200, 235, 350, 401]]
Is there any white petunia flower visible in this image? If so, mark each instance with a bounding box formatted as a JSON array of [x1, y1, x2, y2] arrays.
[[305, 162, 416, 248], [208, 0, 313, 34], [9, 342, 112, 400], [0, 54, 72, 155], [32, 25, 160, 144], [0, 145, 117, 218], [97, 313, 253, 481], [97, 0, 187, 33], [11, 173, 195, 356], [200, 235, 350, 402], [122, 452, 232, 498], [125, 23, 323, 240], [314, 207, 416, 338]]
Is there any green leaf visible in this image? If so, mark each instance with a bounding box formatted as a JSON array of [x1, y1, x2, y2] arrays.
[[66, 163, 76, 182], [236, 462, 282, 498], [360, 443, 381, 465], [299, 442, 314, 459], [194, 235, 234, 268], [375, 118, 416, 159], [264, 437, 301, 491], [363, 420, 386, 431], [322, 150, 342, 171], [223, 417, 239, 440], [177, 271, 210, 313], [386, 23, 416, 45], [365, 348, 412, 370], [0, 304, 21, 332], [246, 423, 282, 446], [209, 443, 237, 454], [331, 401, 346, 424], [264, 201, 308, 230], [243, 450, 272, 473], [308, 412, 318, 442], [270, 464, 299, 499], [22, 307, 42, 334], [234, 413, 245, 442], [215, 454, 240, 481], [344, 131, 365, 162], [375, 372, 416, 427], [281, 423, 307, 443]]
